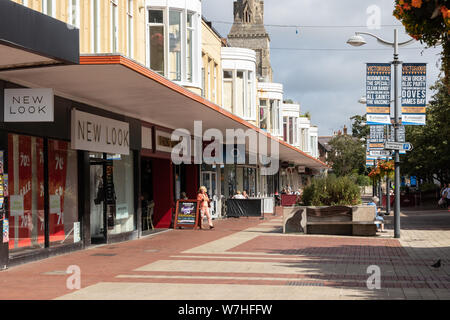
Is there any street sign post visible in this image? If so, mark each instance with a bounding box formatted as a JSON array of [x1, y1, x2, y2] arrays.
[[369, 150, 392, 157], [384, 141, 413, 152]]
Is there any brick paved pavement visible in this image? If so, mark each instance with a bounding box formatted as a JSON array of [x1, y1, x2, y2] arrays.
[[0, 206, 449, 300]]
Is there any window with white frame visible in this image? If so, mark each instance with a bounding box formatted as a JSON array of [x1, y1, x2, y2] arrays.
[[148, 9, 165, 75], [21, 0, 29, 6], [246, 71, 253, 119], [148, 8, 197, 83], [127, 0, 134, 58], [207, 60, 212, 100], [293, 118, 298, 145], [68, 0, 80, 28], [223, 69, 254, 119], [236, 71, 245, 116], [259, 99, 268, 130], [223, 70, 233, 111], [289, 117, 294, 145], [186, 12, 194, 82], [111, 0, 119, 52], [269, 100, 280, 135], [92, 0, 101, 53], [201, 65, 205, 97], [42, 0, 55, 17], [169, 10, 182, 81], [213, 65, 217, 104]]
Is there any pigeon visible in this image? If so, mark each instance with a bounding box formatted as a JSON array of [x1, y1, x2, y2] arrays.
[[431, 259, 441, 268]]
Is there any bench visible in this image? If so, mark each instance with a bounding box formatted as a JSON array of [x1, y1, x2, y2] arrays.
[[283, 205, 380, 236]]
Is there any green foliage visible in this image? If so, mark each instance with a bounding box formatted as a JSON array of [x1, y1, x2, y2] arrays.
[[401, 75, 450, 184], [350, 114, 370, 140], [393, 0, 449, 91], [302, 175, 362, 206], [303, 111, 311, 120], [419, 182, 439, 193], [355, 174, 371, 187], [328, 134, 366, 176]]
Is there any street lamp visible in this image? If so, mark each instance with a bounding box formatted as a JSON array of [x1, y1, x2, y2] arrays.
[[347, 30, 414, 239]]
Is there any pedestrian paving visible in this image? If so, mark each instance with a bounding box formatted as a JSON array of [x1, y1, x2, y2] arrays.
[[0, 207, 449, 300]]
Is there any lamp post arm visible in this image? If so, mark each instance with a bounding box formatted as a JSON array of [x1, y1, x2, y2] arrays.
[[355, 32, 394, 46], [355, 32, 415, 48]]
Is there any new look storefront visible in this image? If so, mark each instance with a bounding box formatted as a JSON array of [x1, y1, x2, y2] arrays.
[[0, 82, 142, 267]]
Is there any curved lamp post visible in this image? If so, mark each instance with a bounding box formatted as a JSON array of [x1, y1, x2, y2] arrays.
[[347, 29, 414, 239]]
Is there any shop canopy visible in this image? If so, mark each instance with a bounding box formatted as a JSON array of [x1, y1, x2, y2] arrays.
[[0, 54, 327, 170], [0, 0, 79, 70]]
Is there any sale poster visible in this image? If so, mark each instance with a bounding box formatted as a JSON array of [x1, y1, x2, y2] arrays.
[[48, 140, 68, 242]]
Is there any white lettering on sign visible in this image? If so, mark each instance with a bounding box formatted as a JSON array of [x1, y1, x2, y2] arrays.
[[71, 109, 130, 155], [4, 89, 54, 122]]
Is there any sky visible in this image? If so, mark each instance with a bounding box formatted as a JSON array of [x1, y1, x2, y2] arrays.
[[202, 0, 443, 136]]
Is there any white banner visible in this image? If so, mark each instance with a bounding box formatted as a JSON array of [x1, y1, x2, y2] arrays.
[[71, 109, 130, 155], [4, 88, 54, 122]]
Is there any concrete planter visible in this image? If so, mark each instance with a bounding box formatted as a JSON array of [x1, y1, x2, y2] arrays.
[[283, 205, 377, 236]]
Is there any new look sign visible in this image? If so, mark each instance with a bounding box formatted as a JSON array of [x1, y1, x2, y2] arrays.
[[71, 109, 130, 155], [4, 88, 54, 122]]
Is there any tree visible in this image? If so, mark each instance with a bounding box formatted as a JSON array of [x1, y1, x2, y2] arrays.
[[350, 114, 370, 140], [401, 74, 450, 184], [393, 0, 450, 92], [328, 134, 366, 176], [303, 111, 311, 120]]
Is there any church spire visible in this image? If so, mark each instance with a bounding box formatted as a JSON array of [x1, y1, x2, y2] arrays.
[[228, 0, 273, 82]]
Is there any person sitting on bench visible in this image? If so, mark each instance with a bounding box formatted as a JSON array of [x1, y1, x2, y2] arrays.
[[368, 196, 386, 233]]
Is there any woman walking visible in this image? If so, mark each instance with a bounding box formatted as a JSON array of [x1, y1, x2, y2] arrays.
[[197, 186, 214, 229]]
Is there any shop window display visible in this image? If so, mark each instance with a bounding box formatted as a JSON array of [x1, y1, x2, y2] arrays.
[[109, 154, 134, 235], [48, 139, 78, 247], [7, 134, 44, 251], [7, 135, 79, 252]]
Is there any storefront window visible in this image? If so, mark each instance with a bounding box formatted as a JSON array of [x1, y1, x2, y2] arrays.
[[48, 139, 78, 247], [109, 154, 135, 235], [7, 134, 44, 252]]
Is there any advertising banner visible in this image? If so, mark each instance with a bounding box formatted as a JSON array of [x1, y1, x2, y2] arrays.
[[48, 140, 68, 242], [366, 63, 391, 125], [401, 63, 427, 125], [367, 125, 385, 149]]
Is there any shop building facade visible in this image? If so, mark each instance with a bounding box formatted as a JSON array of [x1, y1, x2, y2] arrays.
[[1, 1, 328, 270]]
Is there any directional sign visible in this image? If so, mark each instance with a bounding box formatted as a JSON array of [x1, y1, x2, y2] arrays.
[[369, 150, 392, 157], [384, 141, 413, 151]]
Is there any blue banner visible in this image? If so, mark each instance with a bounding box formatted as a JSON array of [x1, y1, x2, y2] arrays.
[[366, 63, 391, 125], [401, 63, 427, 125]]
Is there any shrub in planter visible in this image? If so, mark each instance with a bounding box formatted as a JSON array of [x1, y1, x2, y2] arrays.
[[302, 175, 362, 206]]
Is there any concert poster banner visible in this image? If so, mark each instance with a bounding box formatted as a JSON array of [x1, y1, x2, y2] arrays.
[[48, 140, 68, 242], [367, 125, 385, 150], [366, 63, 391, 125], [401, 63, 427, 125]]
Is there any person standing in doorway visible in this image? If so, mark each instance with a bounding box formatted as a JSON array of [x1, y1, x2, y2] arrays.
[[197, 186, 214, 229]]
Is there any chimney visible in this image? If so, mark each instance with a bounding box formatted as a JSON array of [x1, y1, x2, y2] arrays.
[[343, 125, 348, 135]]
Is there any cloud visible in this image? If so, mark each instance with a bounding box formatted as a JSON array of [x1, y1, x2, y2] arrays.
[[203, 0, 443, 135]]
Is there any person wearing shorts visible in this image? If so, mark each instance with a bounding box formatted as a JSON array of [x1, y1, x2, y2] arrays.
[[197, 186, 214, 229]]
